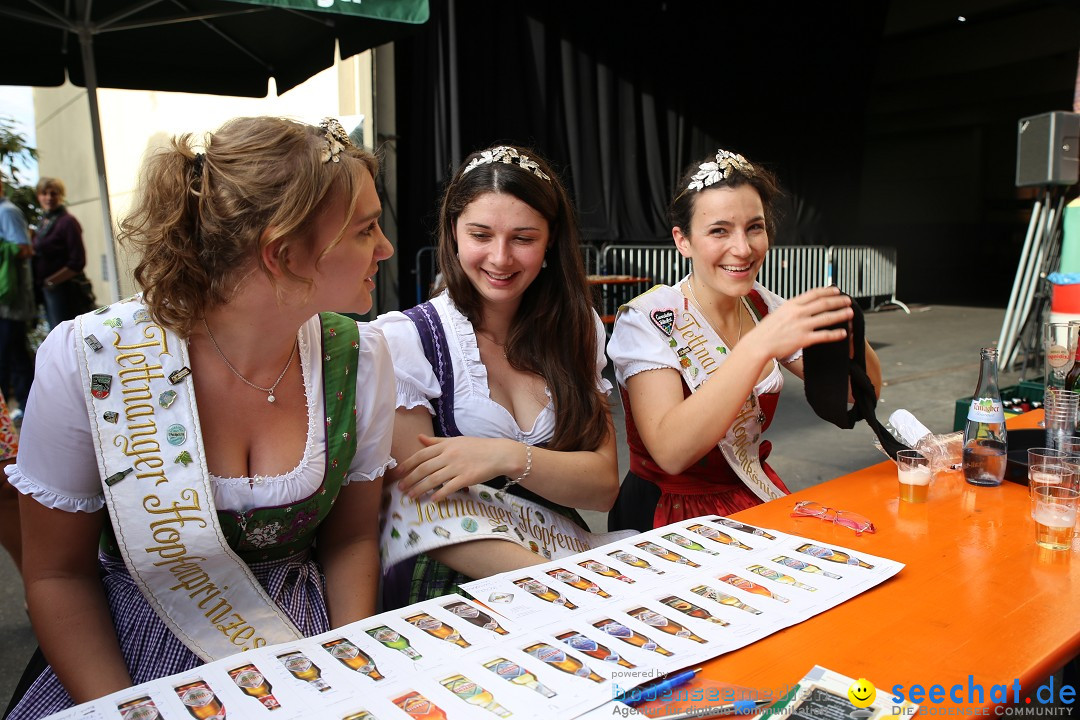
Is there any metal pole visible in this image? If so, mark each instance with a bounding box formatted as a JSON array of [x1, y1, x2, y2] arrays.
[[78, 26, 123, 303], [998, 198, 1042, 364]]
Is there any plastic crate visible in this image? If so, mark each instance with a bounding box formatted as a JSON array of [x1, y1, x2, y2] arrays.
[[953, 381, 1044, 432]]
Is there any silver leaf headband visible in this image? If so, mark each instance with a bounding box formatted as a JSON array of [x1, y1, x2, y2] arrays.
[[686, 149, 755, 192], [461, 146, 551, 183], [319, 117, 353, 164]]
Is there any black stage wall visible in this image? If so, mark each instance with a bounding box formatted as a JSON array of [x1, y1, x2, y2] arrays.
[[390, 0, 1080, 307]]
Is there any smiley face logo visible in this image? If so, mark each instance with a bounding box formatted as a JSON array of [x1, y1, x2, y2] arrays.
[[847, 678, 876, 708]]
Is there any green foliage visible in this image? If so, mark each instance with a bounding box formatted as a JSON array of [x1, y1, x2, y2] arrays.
[[0, 116, 40, 226]]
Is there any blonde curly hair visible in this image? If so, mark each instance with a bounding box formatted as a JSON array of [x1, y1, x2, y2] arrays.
[[118, 116, 378, 336]]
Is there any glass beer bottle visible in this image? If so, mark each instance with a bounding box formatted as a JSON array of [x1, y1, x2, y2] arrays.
[[685, 523, 752, 550], [708, 517, 777, 539], [592, 618, 675, 656], [512, 577, 578, 609], [555, 630, 636, 667], [626, 607, 708, 644], [277, 651, 331, 692], [174, 680, 226, 720], [321, 638, 385, 680], [772, 555, 842, 579], [716, 573, 790, 603], [690, 584, 762, 615], [405, 612, 471, 648], [482, 657, 557, 698], [547, 568, 612, 597], [795, 543, 875, 569], [117, 695, 161, 720], [523, 642, 605, 682], [660, 595, 730, 625], [661, 532, 720, 556], [963, 347, 1007, 486], [442, 600, 510, 635], [439, 674, 513, 717], [634, 541, 700, 567], [366, 625, 423, 659], [228, 664, 282, 711], [393, 690, 449, 720], [606, 550, 664, 574], [747, 565, 816, 591], [578, 559, 635, 583]]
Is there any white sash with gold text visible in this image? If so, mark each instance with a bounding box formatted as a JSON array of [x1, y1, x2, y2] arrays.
[[76, 300, 303, 662]]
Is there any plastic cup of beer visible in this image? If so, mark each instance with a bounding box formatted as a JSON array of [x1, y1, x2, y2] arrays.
[[1028, 463, 1071, 501], [1031, 485, 1079, 550], [896, 449, 931, 503]]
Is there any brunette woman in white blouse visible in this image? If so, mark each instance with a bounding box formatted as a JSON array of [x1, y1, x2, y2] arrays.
[[374, 145, 618, 607]]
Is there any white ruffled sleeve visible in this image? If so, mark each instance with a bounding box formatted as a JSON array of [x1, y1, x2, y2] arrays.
[[5, 322, 105, 512], [345, 325, 398, 484], [370, 310, 440, 413], [592, 311, 613, 395], [606, 306, 679, 388], [753, 282, 803, 363]]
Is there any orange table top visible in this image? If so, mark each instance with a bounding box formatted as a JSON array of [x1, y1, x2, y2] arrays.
[[646, 410, 1078, 713]]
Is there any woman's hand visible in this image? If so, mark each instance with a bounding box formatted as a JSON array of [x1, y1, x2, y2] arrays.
[[396, 435, 524, 502], [742, 286, 853, 362]]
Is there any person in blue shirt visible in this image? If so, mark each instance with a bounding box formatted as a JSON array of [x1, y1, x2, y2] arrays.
[[0, 175, 35, 414]]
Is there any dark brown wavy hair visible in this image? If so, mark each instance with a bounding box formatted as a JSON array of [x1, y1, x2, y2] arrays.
[[118, 116, 378, 336], [435, 146, 609, 453], [668, 150, 784, 242]]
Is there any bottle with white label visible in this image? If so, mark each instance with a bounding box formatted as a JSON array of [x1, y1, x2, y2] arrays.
[[962, 347, 1006, 487]]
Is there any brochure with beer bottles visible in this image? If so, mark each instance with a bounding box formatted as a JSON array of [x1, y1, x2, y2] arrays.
[[39, 518, 903, 720]]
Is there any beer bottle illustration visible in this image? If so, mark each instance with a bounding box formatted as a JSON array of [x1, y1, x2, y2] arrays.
[[321, 638, 385, 680], [523, 642, 605, 683], [174, 680, 226, 720], [661, 532, 720, 556], [578, 559, 635, 583], [708, 517, 777, 539], [366, 625, 423, 659], [626, 607, 708, 644], [342, 712, 377, 720], [277, 650, 331, 692], [555, 630, 636, 667], [775, 554, 845, 577], [659, 595, 730, 625], [716, 573, 790, 603], [686, 523, 752, 550], [592, 618, 675, 656], [405, 612, 471, 648], [482, 658, 557, 698], [546, 568, 612, 597], [634, 541, 700, 568], [393, 690, 449, 720], [117, 695, 161, 720], [512, 577, 578, 609], [748, 564, 816, 591], [440, 674, 513, 717], [690, 584, 762, 615], [228, 663, 282, 711], [442, 600, 510, 635], [795, 543, 875, 569], [606, 550, 664, 574]]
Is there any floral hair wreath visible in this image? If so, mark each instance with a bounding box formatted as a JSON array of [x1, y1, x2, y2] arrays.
[[461, 146, 552, 183], [686, 149, 755, 192], [319, 117, 353, 164]]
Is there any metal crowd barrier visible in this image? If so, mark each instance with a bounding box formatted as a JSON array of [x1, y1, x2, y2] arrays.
[[758, 246, 831, 299], [830, 245, 909, 313]]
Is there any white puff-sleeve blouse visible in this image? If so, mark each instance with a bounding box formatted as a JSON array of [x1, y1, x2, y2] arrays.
[[607, 279, 803, 392], [6, 314, 397, 514], [373, 292, 613, 443]]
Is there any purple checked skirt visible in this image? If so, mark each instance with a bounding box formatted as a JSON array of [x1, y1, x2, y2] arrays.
[[6, 552, 329, 720]]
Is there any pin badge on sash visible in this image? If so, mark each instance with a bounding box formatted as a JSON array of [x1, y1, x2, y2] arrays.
[[650, 308, 676, 336], [168, 367, 192, 384], [90, 374, 112, 399], [159, 390, 178, 409], [84, 335, 103, 352]]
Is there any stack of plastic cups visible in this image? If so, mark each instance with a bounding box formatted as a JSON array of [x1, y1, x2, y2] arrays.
[[1044, 388, 1080, 451]]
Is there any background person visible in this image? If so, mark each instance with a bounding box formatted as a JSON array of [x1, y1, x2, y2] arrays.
[[32, 177, 95, 328], [374, 145, 619, 607], [607, 149, 882, 532], [0, 175, 35, 418], [5, 117, 395, 718]]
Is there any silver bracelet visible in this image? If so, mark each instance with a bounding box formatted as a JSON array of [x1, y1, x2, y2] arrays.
[[501, 443, 532, 493]]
